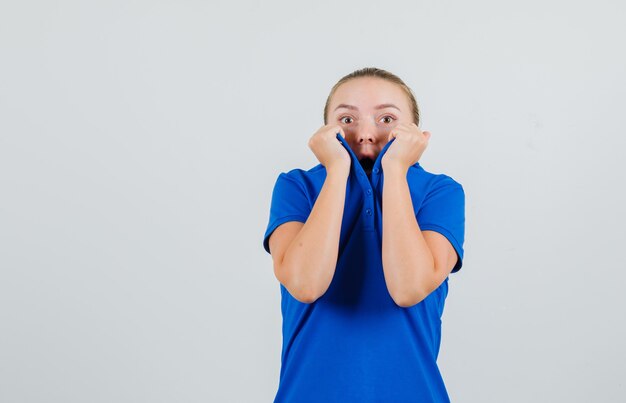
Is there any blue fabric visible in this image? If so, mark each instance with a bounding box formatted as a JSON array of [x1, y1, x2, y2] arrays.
[[262, 133, 465, 402]]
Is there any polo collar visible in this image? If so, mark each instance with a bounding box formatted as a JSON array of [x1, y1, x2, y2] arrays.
[[335, 132, 397, 183]]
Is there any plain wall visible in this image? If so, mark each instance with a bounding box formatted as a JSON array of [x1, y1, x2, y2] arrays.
[[1, 0, 625, 402]]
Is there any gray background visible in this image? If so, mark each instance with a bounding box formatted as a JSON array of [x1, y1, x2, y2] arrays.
[[1, 0, 624, 402]]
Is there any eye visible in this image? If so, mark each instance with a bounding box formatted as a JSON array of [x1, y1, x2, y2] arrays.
[[381, 115, 395, 124], [339, 116, 353, 124]]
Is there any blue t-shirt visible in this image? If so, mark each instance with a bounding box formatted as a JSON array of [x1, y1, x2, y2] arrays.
[[262, 133, 465, 402]]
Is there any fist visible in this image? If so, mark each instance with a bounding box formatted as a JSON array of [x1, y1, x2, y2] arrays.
[[308, 125, 351, 173], [381, 123, 431, 172]]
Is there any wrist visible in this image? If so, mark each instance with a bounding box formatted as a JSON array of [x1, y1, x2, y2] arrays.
[[326, 164, 350, 179], [382, 162, 408, 176]]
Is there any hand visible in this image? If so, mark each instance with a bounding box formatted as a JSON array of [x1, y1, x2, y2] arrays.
[[308, 124, 351, 174], [381, 123, 431, 173]]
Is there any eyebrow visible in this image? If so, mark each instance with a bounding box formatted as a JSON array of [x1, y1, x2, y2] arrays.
[[333, 103, 401, 112]]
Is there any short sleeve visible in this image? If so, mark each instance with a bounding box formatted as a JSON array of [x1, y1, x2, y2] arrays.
[[416, 176, 466, 273], [262, 172, 312, 255]]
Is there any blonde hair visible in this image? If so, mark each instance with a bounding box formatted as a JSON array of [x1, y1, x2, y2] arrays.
[[323, 67, 420, 126]]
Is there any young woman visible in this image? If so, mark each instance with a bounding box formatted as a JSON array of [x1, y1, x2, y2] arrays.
[[262, 67, 465, 402]]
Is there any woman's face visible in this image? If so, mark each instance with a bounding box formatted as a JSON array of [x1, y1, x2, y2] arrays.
[[327, 77, 413, 173]]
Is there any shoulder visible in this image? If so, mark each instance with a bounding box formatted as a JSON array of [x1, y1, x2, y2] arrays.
[[287, 163, 326, 177], [281, 163, 324, 179], [407, 162, 464, 194], [278, 164, 327, 192]]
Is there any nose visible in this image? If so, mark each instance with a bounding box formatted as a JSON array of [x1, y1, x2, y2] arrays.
[[356, 119, 377, 145]]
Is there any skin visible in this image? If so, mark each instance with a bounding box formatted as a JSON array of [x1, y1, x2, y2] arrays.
[[269, 76, 458, 307]]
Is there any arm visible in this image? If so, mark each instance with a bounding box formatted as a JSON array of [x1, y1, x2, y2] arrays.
[[269, 167, 349, 303], [381, 166, 458, 307]]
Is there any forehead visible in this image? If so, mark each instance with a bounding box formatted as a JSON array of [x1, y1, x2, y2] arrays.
[[330, 77, 409, 111]]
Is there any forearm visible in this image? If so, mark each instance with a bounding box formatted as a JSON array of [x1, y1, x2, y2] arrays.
[[381, 166, 435, 307], [282, 168, 349, 302]]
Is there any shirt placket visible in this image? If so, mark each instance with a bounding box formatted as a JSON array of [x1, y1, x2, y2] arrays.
[[336, 133, 395, 232]]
